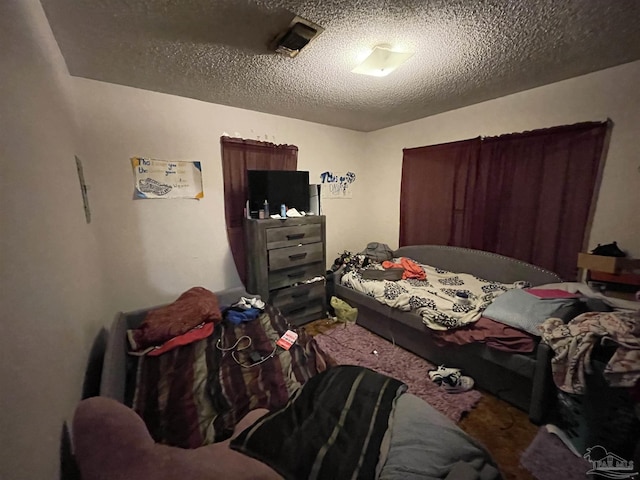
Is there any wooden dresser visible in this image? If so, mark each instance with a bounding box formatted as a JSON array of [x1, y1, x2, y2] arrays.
[[245, 216, 327, 326]]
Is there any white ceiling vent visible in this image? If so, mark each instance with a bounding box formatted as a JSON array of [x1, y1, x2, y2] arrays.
[[271, 16, 324, 58]]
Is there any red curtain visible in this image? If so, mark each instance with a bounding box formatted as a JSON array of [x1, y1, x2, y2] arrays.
[[399, 121, 611, 280], [221, 137, 298, 285], [400, 138, 481, 246]]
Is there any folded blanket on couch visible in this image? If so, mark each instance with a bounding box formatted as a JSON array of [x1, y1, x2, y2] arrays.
[[230, 365, 407, 480]]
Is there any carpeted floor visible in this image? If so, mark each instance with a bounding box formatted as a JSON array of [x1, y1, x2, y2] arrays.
[[313, 321, 482, 422], [520, 427, 592, 480]]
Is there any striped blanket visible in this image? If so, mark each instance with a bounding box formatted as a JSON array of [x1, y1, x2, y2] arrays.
[[231, 365, 407, 480], [132, 304, 334, 448]]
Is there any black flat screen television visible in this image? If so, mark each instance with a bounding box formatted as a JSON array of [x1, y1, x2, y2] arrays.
[[247, 170, 310, 217]]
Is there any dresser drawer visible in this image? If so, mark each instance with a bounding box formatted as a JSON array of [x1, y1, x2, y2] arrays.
[[268, 242, 324, 271], [266, 224, 322, 249], [270, 282, 325, 310], [268, 262, 325, 291], [278, 299, 325, 327]]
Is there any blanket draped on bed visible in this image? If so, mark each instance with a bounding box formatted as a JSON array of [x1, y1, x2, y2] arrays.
[[539, 310, 640, 394], [341, 257, 529, 330], [231, 365, 407, 480], [132, 304, 334, 448]]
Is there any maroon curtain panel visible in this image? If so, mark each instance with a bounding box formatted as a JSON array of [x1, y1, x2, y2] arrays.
[[399, 121, 610, 280], [468, 122, 610, 280], [221, 137, 298, 285], [400, 138, 481, 246]]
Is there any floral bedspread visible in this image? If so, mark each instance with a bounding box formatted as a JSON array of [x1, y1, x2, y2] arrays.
[[340, 257, 528, 330]]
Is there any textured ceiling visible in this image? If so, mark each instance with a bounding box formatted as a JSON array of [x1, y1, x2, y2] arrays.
[[40, 0, 640, 132]]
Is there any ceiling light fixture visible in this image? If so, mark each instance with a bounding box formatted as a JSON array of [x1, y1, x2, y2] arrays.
[[352, 44, 414, 77]]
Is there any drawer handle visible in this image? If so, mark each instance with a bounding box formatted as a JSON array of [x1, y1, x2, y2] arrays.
[[287, 233, 305, 240], [289, 253, 307, 261], [287, 271, 306, 279], [289, 306, 307, 315], [292, 291, 310, 299]]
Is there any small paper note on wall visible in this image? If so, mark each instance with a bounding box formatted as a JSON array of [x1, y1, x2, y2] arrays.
[[131, 157, 203, 199], [320, 171, 356, 199]]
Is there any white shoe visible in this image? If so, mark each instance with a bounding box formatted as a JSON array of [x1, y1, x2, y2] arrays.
[[428, 365, 461, 383], [442, 375, 474, 394]]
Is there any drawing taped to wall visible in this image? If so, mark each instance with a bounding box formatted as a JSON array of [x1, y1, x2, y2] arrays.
[[320, 171, 356, 199], [131, 157, 203, 199]]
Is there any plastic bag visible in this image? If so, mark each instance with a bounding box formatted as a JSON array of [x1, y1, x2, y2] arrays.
[[330, 296, 358, 323]]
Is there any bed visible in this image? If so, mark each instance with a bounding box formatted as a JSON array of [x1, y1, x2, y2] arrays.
[[333, 245, 566, 422], [72, 285, 502, 480]]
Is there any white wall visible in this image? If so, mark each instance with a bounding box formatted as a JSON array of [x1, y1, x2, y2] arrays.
[[365, 60, 640, 258], [0, 2, 107, 479], [72, 78, 369, 312], [3, 2, 639, 477]]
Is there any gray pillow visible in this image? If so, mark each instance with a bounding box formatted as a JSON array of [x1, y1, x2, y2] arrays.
[[482, 289, 578, 336]]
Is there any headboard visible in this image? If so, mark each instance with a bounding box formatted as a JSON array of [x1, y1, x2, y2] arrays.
[[394, 245, 562, 286]]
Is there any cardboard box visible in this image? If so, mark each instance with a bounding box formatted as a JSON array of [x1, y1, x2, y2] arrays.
[[577, 253, 640, 274]]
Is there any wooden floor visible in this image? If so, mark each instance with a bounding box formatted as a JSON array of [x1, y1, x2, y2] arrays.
[[459, 392, 538, 480], [303, 318, 539, 479]]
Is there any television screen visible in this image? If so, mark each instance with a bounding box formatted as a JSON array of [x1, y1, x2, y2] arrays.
[[247, 170, 310, 216]]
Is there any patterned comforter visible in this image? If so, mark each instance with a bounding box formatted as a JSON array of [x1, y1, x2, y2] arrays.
[[132, 304, 334, 448], [341, 257, 528, 330]]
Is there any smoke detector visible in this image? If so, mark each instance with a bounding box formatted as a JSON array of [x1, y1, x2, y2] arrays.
[[271, 16, 324, 58]]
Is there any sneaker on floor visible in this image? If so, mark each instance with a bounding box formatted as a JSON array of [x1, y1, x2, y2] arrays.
[[428, 365, 461, 383], [442, 375, 475, 394]]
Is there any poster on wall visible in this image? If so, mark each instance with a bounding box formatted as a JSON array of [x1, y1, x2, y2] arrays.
[[319, 171, 356, 199], [131, 157, 203, 199]]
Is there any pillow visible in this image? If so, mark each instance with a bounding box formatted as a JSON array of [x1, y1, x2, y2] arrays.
[[379, 393, 500, 480], [483, 289, 578, 336], [526, 288, 581, 299], [128, 286, 222, 352]]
